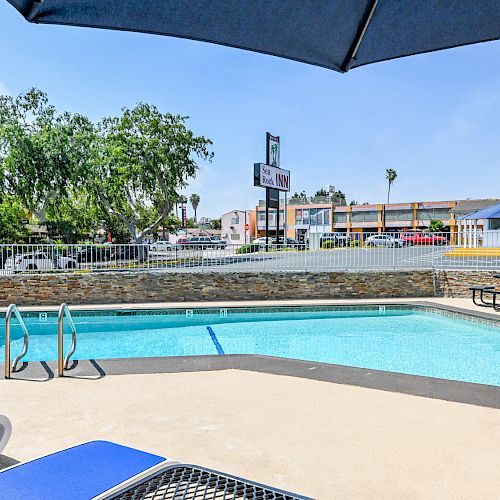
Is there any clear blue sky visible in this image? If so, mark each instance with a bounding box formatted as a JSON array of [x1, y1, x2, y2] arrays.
[[1, 2, 499, 219]]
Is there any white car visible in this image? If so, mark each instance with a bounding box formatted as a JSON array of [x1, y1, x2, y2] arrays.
[[149, 240, 175, 252], [365, 235, 406, 248], [4, 252, 79, 272], [254, 237, 272, 246]]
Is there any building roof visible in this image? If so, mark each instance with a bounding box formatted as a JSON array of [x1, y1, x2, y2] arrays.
[[450, 199, 500, 215], [221, 209, 247, 217], [462, 202, 500, 220]]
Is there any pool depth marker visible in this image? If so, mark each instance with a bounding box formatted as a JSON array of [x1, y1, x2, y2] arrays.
[[206, 326, 225, 355]]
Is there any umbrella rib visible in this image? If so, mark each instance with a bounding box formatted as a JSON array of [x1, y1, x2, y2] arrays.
[[24, 0, 44, 21], [341, 0, 379, 72]]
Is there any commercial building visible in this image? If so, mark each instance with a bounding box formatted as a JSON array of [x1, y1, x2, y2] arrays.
[[221, 209, 255, 245], [253, 198, 500, 242], [456, 201, 500, 248]]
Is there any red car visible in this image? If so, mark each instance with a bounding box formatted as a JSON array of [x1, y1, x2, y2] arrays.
[[399, 232, 447, 246]]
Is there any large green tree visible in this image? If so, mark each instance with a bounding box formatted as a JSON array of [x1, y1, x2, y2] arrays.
[[190, 193, 200, 221], [44, 188, 101, 243], [0, 195, 31, 243], [86, 104, 213, 243], [0, 89, 90, 223], [386, 168, 398, 204]]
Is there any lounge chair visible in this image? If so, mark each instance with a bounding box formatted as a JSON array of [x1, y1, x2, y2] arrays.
[[0, 440, 310, 499], [0, 440, 169, 499], [0, 415, 12, 455]]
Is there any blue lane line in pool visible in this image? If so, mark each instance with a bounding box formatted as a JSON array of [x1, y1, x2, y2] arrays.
[[206, 326, 225, 355]]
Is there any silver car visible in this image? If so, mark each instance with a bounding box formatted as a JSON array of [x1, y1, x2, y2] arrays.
[[149, 240, 175, 252], [365, 235, 406, 248]]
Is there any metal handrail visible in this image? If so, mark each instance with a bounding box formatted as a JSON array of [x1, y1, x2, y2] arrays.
[[58, 303, 77, 377], [4, 304, 30, 379]]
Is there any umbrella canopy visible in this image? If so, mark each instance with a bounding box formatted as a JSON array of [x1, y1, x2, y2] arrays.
[[6, 0, 500, 72]]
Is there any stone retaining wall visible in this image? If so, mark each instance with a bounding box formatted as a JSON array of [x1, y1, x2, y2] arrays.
[[0, 270, 435, 306], [435, 270, 499, 298], [0, 270, 496, 306]]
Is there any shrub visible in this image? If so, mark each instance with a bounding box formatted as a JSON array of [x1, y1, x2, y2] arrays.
[[321, 240, 337, 249], [237, 244, 259, 254], [350, 240, 360, 247]]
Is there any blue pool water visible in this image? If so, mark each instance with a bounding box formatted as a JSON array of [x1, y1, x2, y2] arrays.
[[2, 308, 499, 386]]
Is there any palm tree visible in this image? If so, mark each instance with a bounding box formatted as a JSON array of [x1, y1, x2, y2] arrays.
[[190, 193, 200, 222], [386, 169, 397, 204]]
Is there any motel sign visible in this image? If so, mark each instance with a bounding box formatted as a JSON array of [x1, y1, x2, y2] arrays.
[[253, 163, 290, 192]]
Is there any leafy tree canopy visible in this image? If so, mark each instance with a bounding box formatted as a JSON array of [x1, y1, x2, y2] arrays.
[[427, 219, 445, 232], [0, 195, 31, 243], [0, 89, 91, 222], [314, 188, 328, 197], [210, 218, 221, 230], [85, 103, 213, 242], [0, 90, 213, 243], [190, 193, 200, 221]]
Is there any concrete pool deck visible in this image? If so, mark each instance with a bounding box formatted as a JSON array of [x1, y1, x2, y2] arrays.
[[1, 297, 499, 497], [1, 370, 500, 499]]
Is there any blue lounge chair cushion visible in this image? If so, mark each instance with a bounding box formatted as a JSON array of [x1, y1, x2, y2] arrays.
[[0, 440, 165, 499]]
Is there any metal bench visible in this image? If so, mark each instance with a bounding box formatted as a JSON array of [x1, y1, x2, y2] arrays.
[[470, 286, 496, 307], [482, 288, 500, 312]]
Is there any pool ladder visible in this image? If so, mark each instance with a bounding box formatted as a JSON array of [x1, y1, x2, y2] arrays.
[[4, 304, 30, 379], [4, 303, 77, 379], [58, 303, 77, 377]]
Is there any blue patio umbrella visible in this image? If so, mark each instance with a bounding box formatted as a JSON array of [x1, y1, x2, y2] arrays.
[[5, 0, 500, 72]]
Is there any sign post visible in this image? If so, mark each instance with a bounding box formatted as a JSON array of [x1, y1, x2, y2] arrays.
[[267, 133, 279, 246], [253, 133, 289, 250]]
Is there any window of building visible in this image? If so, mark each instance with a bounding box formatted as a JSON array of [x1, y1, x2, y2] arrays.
[[334, 212, 347, 223], [351, 211, 378, 222], [417, 208, 450, 220], [295, 209, 302, 225], [295, 208, 330, 226], [231, 216, 240, 225], [324, 209, 331, 225], [230, 233, 240, 240], [385, 209, 412, 221], [490, 219, 500, 230]]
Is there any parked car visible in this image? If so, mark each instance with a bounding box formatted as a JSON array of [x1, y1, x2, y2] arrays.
[[149, 240, 175, 252], [210, 236, 228, 248], [271, 237, 305, 249], [74, 245, 113, 263], [254, 236, 278, 248], [4, 252, 79, 272], [112, 245, 149, 261], [187, 236, 227, 249], [320, 232, 351, 247], [175, 238, 190, 250], [399, 232, 447, 246], [254, 237, 270, 245], [365, 234, 407, 248]]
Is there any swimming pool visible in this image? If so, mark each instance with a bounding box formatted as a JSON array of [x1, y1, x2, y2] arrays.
[[2, 306, 499, 386]]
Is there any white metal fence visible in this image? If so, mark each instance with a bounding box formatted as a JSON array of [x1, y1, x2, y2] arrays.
[[0, 231, 499, 274]]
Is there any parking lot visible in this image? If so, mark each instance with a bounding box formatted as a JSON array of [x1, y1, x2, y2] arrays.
[[142, 245, 499, 272], [1, 244, 499, 274]]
